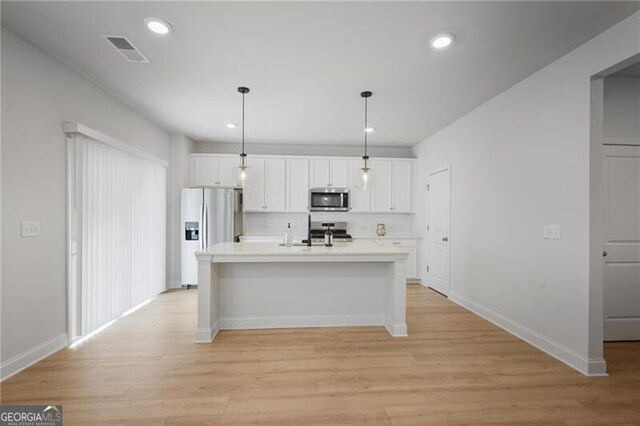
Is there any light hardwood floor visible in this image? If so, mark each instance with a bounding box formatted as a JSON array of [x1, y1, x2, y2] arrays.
[[2, 285, 639, 425]]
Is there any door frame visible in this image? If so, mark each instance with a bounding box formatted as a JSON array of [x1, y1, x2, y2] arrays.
[[425, 165, 452, 295], [589, 53, 640, 376]]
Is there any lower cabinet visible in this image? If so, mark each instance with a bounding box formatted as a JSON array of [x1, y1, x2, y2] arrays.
[[356, 238, 419, 281]]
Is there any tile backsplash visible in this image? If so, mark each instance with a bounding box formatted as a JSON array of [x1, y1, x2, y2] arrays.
[[243, 212, 416, 237]]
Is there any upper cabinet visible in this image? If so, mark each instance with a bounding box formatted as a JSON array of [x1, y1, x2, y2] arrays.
[[286, 158, 310, 212], [371, 159, 393, 212], [348, 159, 371, 213], [310, 159, 349, 188], [243, 157, 286, 212], [391, 159, 412, 213], [218, 156, 241, 186], [370, 159, 412, 213], [192, 155, 239, 187], [190, 154, 413, 214]]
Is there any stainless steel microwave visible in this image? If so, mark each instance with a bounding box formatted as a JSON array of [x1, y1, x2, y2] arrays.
[[309, 188, 350, 212]]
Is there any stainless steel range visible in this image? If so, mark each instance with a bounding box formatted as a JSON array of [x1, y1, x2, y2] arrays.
[[308, 221, 352, 245]]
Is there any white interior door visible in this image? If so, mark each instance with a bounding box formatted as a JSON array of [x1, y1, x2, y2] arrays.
[[604, 145, 640, 341], [427, 168, 451, 296]]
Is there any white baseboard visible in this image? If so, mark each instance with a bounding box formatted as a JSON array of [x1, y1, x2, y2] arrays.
[[1, 333, 68, 382], [385, 320, 408, 337], [219, 314, 386, 331], [167, 279, 183, 289], [448, 292, 607, 377], [195, 327, 219, 343]]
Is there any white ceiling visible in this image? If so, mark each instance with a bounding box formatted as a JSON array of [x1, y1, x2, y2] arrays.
[[2, 1, 639, 147]]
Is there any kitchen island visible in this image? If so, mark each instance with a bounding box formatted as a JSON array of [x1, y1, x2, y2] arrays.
[[194, 242, 408, 342]]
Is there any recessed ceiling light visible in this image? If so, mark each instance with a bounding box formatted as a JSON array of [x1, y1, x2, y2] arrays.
[[144, 17, 172, 35], [430, 33, 455, 50], [226, 123, 237, 129], [364, 127, 375, 133]]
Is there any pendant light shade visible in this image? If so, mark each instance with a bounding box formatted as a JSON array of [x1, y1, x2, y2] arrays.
[[238, 86, 250, 186], [360, 91, 373, 190]]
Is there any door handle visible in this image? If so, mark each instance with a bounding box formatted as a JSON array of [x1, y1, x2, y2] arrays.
[[199, 204, 205, 251], [442, 237, 448, 242], [603, 250, 607, 257], [203, 203, 209, 250]]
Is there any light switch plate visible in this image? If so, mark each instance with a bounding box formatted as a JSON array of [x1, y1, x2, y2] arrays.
[[21, 221, 41, 237], [543, 225, 560, 239]]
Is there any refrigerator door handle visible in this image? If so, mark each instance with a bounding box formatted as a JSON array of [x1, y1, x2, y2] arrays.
[[203, 203, 209, 250], [199, 203, 205, 251]]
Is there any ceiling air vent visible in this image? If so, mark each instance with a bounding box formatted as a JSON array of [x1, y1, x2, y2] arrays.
[[103, 35, 149, 63]]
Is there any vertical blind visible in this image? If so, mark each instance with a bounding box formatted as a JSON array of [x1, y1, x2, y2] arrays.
[[79, 136, 166, 335]]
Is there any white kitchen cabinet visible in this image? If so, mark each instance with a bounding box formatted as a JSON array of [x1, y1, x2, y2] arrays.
[[243, 157, 286, 212], [392, 160, 413, 213], [192, 156, 218, 186], [406, 247, 418, 279], [242, 157, 265, 211], [310, 158, 349, 188], [357, 237, 419, 281], [348, 159, 371, 213], [286, 158, 310, 212], [330, 159, 349, 187], [264, 158, 286, 211], [190, 154, 414, 214], [310, 159, 330, 187], [218, 156, 241, 186], [371, 159, 393, 212], [192, 155, 240, 187], [370, 159, 412, 213]]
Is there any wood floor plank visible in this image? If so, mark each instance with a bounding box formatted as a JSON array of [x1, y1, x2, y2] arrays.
[[2, 285, 640, 425]]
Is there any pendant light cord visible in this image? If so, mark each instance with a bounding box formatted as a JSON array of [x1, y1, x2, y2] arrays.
[[237, 86, 250, 168], [364, 96, 368, 160], [241, 91, 246, 166]]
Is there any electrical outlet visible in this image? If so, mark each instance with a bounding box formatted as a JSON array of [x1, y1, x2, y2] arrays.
[[543, 225, 560, 239], [21, 221, 41, 237]]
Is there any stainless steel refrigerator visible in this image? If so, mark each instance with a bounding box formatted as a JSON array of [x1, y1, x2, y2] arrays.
[[181, 187, 243, 286]]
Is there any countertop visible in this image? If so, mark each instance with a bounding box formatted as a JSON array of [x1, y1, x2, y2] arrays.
[[239, 234, 421, 240], [195, 241, 409, 263]]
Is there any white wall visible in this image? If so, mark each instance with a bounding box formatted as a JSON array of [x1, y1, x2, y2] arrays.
[[194, 141, 415, 158], [1, 28, 171, 376], [413, 12, 640, 375], [167, 134, 194, 288], [603, 76, 640, 141]]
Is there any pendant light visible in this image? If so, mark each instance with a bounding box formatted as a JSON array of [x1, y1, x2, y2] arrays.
[[237, 86, 250, 186], [360, 91, 373, 190]]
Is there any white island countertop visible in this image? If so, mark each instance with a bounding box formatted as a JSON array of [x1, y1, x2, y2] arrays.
[[196, 241, 409, 263], [195, 241, 409, 341]]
